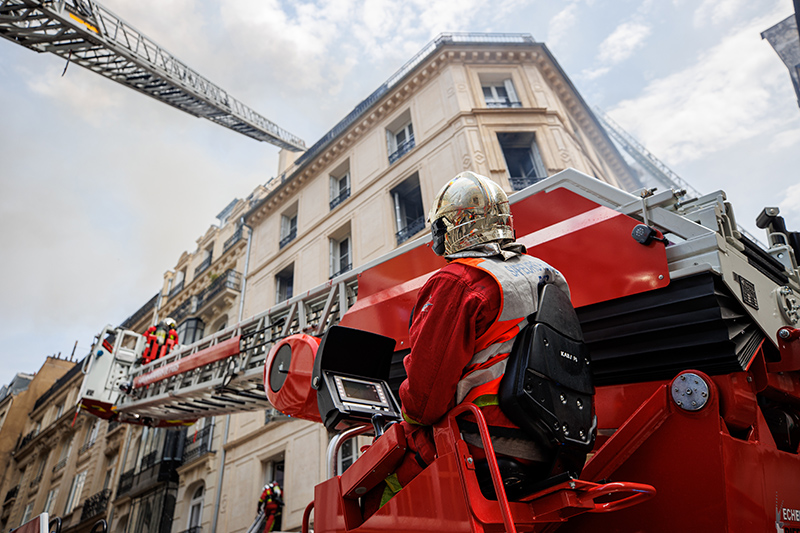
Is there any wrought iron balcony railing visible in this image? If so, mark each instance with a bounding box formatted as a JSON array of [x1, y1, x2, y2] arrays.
[[79, 440, 95, 455], [172, 270, 242, 323], [177, 527, 202, 533], [117, 469, 134, 497], [395, 216, 425, 244], [3, 485, 19, 504], [80, 489, 112, 522], [182, 425, 213, 465], [279, 228, 297, 249], [330, 263, 352, 280], [329, 187, 351, 210], [509, 175, 545, 191], [52, 458, 67, 474], [388, 135, 415, 164], [223, 227, 243, 253], [194, 255, 212, 277], [486, 99, 522, 108], [169, 280, 185, 301], [18, 428, 39, 450], [141, 450, 158, 471], [29, 473, 42, 488]]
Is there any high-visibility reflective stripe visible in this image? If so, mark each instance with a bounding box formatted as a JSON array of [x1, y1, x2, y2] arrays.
[[452, 254, 553, 407], [456, 359, 508, 404]]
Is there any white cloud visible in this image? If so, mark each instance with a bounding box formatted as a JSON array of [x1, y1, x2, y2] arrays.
[[693, 0, 747, 27], [770, 127, 800, 152], [780, 183, 800, 218], [608, 9, 791, 164], [597, 22, 651, 64], [547, 3, 579, 48]]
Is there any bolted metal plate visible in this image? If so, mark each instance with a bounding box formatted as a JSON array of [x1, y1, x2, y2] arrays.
[[671, 372, 710, 411]]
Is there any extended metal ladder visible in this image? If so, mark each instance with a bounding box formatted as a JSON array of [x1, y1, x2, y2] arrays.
[[0, 0, 305, 150]]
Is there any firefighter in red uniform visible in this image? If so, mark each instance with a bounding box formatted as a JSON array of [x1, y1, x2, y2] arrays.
[[141, 317, 178, 364], [258, 482, 283, 532], [376, 172, 569, 507], [160, 319, 179, 359]]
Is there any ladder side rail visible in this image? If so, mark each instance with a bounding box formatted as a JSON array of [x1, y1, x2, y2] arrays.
[[1, 0, 305, 149]]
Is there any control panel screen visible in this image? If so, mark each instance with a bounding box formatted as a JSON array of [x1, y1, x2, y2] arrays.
[[342, 379, 381, 403], [333, 375, 390, 408]]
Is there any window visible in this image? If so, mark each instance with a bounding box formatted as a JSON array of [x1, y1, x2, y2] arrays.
[[280, 205, 298, 249], [187, 484, 204, 531], [390, 173, 425, 244], [83, 419, 100, 448], [481, 78, 521, 108], [329, 235, 351, 279], [64, 470, 86, 514], [177, 318, 205, 346], [59, 437, 72, 461], [275, 265, 294, 304], [55, 403, 64, 420], [44, 488, 58, 515], [20, 501, 35, 525], [103, 454, 117, 490], [330, 170, 351, 210], [195, 245, 213, 277], [263, 456, 285, 487], [498, 132, 547, 190], [386, 110, 415, 164], [170, 269, 186, 299], [337, 437, 359, 474]]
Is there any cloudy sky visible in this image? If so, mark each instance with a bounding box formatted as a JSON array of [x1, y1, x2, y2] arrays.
[[1, 0, 798, 386]]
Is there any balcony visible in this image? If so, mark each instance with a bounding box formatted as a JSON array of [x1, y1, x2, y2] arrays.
[[117, 469, 134, 498], [177, 527, 202, 533], [329, 187, 351, 210], [80, 489, 112, 522], [486, 99, 522, 108], [194, 255, 212, 277], [3, 485, 19, 504], [388, 135, 415, 164], [172, 270, 242, 323], [18, 428, 39, 450], [52, 458, 67, 474], [182, 425, 213, 466], [169, 280, 185, 301], [395, 216, 425, 244], [29, 473, 42, 488], [79, 440, 95, 455], [279, 228, 297, 249], [509, 175, 544, 191], [330, 263, 352, 280], [223, 227, 243, 253]]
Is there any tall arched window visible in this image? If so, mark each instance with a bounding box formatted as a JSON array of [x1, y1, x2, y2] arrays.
[[187, 484, 204, 531]]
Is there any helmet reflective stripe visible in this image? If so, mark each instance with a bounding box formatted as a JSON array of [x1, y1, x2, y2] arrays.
[[428, 172, 514, 256]]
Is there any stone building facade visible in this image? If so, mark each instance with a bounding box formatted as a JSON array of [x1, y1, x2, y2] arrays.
[[0, 358, 127, 533], [0, 358, 74, 532]]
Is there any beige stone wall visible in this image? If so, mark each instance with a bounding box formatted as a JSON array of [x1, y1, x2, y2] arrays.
[[0, 363, 126, 533], [242, 42, 635, 315]]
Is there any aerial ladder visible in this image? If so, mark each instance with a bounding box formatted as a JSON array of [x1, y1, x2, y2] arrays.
[[0, 0, 305, 150], [70, 169, 800, 532], [594, 107, 767, 247]]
